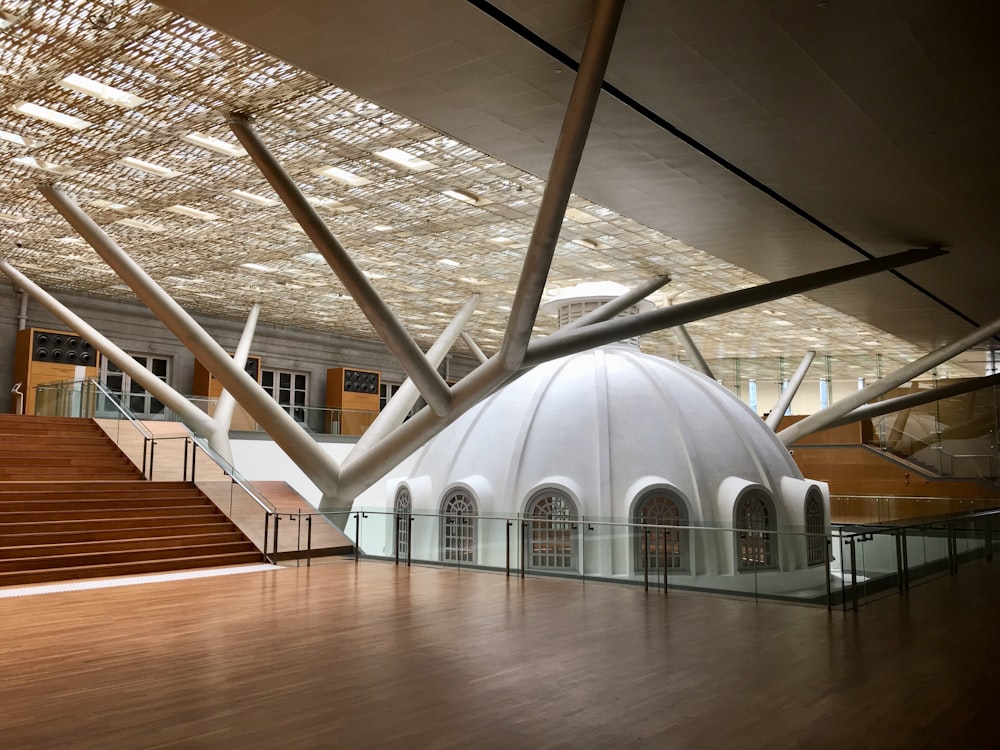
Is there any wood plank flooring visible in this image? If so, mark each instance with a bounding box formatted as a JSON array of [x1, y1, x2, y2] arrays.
[[2, 559, 1000, 748]]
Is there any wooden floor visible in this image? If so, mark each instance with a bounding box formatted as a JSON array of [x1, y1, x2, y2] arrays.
[[2, 560, 999, 749]]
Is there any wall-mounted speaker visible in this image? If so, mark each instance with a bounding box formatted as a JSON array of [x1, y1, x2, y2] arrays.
[[191, 354, 262, 431], [12, 327, 101, 414], [327, 367, 380, 436]]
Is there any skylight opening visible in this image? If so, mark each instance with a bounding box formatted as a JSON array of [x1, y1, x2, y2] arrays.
[[12, 101, 91, 130], [373, 224, 393, 232], [117, 156, 180, 178], [58, 73, 147, 108], [228, 189, 279, 206], [316, 165, 370, 186], [442, 188, 485, 206], [91, 199, 129, 210], [115, 218, 164, 232], [564, 207, 599, 224], [0, 11, 20, 29], [167, 204, 219, 220], [0, 129, 38, 147], [374, 147, 436, 171], [12, 155, 80, 176], [0, 211, 27, 223], [438, 258, 461, 268], [241, 263, 273, 272], [182, 132, 247, 158]]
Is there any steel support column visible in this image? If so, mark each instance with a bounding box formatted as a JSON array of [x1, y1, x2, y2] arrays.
[[554, 274, 672, 334], [499, 0, 626, 370], [352, 294, 480, 457], [460, 332, 488, 364], [523, 247, 944, 368], [38, 183, 341, 499], [766, 350, 816, 431], [0, 258, 219, 439], [211, 301, 261, 463], [673, 324, 715, 379], [779, 312, 1000, 445], [227, 112, 452, 417]]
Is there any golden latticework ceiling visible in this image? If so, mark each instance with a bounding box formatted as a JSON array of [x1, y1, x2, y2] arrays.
[[0, 0, 975, 379]]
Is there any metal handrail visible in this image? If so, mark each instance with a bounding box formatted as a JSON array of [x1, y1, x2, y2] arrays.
[[184, 430, 276, 516], [87, 377, 154, 441]]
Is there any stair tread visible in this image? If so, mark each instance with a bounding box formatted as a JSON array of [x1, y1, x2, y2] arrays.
[[0, 553, 265, 587]]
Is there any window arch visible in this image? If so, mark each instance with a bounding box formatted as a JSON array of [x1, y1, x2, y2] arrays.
[[633, 489, 689, 573], [805, 490, 826, 566], [394, 486, 411, 559], [526, 491, 578, 571], [441, 490, 477, 563], [735, 491, 776, 571]]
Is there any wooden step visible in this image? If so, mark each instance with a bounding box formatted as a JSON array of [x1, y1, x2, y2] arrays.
[[0, 551, 264, 587], [0, 480, 190, 493], [0, 531, 248, 559], [0, 514, 237, 534], [0, 488, 205, 503], [0, 496, 227, 512], [0, 505, 223, 523], [0, 541, 258, 572], [0, 522, 241, 546]]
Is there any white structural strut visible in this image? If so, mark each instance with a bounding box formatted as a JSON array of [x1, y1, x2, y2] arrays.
[[766, 350, 816, 431], [227, 113, 452, 418], [673, 324, 715, 379], [823, 372, 1000, 431], [211, 302, 261, 464], [461, 332, 488, 364], [524, 247, 946, 367], [38, 183, 342, 498], [352, 294, 480, 458], [499, 0, 626, 370], [778, 314, 1000, 445], [0, 258, 220, 439], [554, 274, 671, 334]]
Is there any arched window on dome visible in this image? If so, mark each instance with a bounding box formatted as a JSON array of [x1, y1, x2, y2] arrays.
[[735, 491, 776, 571], [633, 490, 689, 573], [441, 490, 477, 563], [805, 490, 826, 566], [527, 491, 577, 571], [394, 486, 411, 560]]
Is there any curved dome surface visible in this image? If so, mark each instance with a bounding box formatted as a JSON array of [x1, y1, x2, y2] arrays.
[[402, 344, 806, 525]]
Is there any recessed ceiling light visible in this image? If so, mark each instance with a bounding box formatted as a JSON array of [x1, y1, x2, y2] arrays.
[[58, 73, 147, 108], [374, 147, 436, 171], [12, 155, 80, 176], [228, 189, 280, 207], [0, 211, 28, 223], [588, 260, 613, 270], [564, 207, 599, 224], [0, 11, 20, 29], [574, 238, 600, 250], [241, 263, 273, 272], [438, 258, 461, 268], [12, 101, 91, 130], [182, 132, 247, 158], [373, 224, 393, 232], [91, 199, 129, 210], [773, 319, 794, 327], [114, 218, 165, 232], [442, 188, 484, 205], [0, 129, 38, 147], [316, 165, 370, 186], [167, 205, 218, 220], [117, 156, 180, 178]]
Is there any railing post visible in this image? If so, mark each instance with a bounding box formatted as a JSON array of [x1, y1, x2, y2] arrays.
[[262, 511, 270, 564], [505, 520, 511, 577], [901, 527, 910, 592], [825, 537, 833, 611], [354, 512, 360, 563], [191, 444, 197, 484], [142, 437, 149, 478], [295, 509, 302, 568], [273, 513, 280, 562], [520, 520, 527, 579], [662, 528, 668, 597], [406, 514, 413, 567], [149, 439, 156, 480], [895, 530, 904, 592], [306, 513, 313, 567], [849, 537, 859, 611], [394, 515, 400, 566], [643, 526, 649, 592], [183, 438, 190, 482]]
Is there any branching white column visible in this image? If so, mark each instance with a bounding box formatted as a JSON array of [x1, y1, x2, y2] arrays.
[[38, 183, 342, 499], [211, 301, 261, 464], [766, 350, 815, 431], [0, 259, 219, 439]]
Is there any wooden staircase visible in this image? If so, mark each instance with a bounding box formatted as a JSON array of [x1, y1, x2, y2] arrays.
[[0, 415, 262, 587]]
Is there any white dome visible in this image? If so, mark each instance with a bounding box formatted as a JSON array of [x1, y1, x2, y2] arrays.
[[400, 344, 812, 526]]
